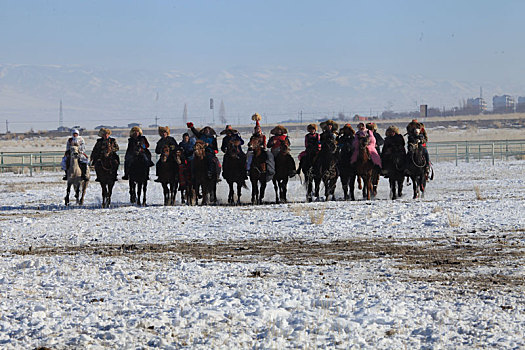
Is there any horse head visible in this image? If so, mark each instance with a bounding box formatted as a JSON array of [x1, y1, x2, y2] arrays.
[[194, 140, 206, 160], [278, 142, 290, 156], [160, 145, 171, 163]]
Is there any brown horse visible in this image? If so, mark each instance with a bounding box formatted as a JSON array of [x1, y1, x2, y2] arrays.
[[249, 142, 268, 205], [93, 141, 119, 208], [355, 135, 375, 200], [191, 140, 217, 205], [175, 148, 193, 205], [65, 145, 89, 206], [272, 143, 296, 203], [156, 144, 178, 205]]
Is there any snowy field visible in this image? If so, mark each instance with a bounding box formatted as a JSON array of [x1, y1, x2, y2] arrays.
[[0, 160, 524, 349]]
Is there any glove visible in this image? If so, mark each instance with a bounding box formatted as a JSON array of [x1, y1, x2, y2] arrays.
[[169, 145, 176, 150], [186, 122, 194, 128]]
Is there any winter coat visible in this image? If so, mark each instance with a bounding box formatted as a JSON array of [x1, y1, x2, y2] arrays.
[[155, 136, 178, 155], [248, 134, 267, 150], [267, 135, 290, 152], [125, 135, 152, 162], [179, 139, 195, 160], [221, 133, 245, 153], [65, 136, 89, 163], [337, 134, 354, 155], [373, 131, 384, 152], [351, 130, 382, 167], [382, 134, 405, 159], [304, 133, 321, 154], [407, 133, 426, 152], [90, 137, 120, 164], [190, 126, 218, 155]]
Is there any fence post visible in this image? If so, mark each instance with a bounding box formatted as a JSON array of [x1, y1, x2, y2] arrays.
[[491, 143, 495, 165], [478, 144, 481, 161], [30, 154, 33, 177], [505, 140, 509, 161], [0, 152, 3, 173], [22, 155, 25, 174], [465, 141, 469, 163]]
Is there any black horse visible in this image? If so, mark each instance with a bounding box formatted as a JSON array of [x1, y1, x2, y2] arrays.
[[314, 136, 339, 201], [405, 142, 427, 199], [272, 143, 296, 203], [156, 144, 178, 205], [384, 150, 406, 200], [222, 141, 246, 205], [299, 151, 320, 202], [128, 150, 150, 206], [93, 142, 119, 208], [338, 140, 357, 201]]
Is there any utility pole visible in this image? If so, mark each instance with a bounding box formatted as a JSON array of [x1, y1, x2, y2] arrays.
[[59, 99, 63, 129], [300, 110, 303, 125], [5, 120, 8, 133]]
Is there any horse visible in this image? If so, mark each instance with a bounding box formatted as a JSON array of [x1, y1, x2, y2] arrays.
[[222, 140, 246, 205], [249, 142, 268, 205], [174, 148, 193, 205], [299, 150, 320, 202], [191, 140, 217, 205], [355, 134, 376, 200], [314, 135, 338, 201], [128, 148, 150, 206], [65, 145, 89, 206], [338, 140, 357, 201], [272, 143, 296, 203], [156, 144, 178, 205], [405, 142, 427, 199], [383, 150, 405, 200], [93, 141, 119, 208]]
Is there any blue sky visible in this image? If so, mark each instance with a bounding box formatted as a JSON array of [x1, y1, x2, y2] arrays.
[[1, 1, 524, 131], [1, 0, 523, 83]]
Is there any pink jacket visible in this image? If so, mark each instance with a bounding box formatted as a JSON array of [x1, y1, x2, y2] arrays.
[[351, 130, 382, 167]]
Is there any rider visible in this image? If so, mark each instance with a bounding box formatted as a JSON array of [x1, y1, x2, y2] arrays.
[[351, 122, 382, 171], [179, 132, 195, 161], [246, 113, 267, 174], [122, 126, 154, 180], [155, 126, 178, 181], [62, 128, 89, 181], [381, 126, 405, 177], [267, 125, 290, 158], [90, 128, 120, 182], [187, 122, 221, 180], [336, 123, 355, 155], [406, 120, 430, 176], [297, 123, 321, 174], [319, 119, 338, 143], [220, 124, 247, 178], [366, 122, 384, 154]]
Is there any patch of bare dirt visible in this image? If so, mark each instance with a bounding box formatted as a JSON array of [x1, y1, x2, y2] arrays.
[[10, 233, 524, 291]]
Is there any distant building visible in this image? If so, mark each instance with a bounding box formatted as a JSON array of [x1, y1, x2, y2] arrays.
[[466, 98, 487, 114], [127, 123, 141, 128], [493, 95, 515, 113], [517, 97, 525, 113], [353, 114, 369, 122]]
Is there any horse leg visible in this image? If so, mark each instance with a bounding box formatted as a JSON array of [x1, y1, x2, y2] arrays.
[[366, 177, 372, 200], [142, 182, 147, 206], [65, 182, 71, 206], [398, 179, 403, 198], [357, 176, 363, 190], [314, 178, 321, 201], [350, 174, 356, 201], [236, 181, 242, 205], [129, 181, 136, 204], [412, 176, 419, 199], [420, 175, 426, 198], [228, 181, 234, 205], [272, 179, 279, 204], [390, 178, 396, 200], [281, 178, 288, 203], [74, 184, 80, 204], [259, 180, 266, 205], [306, 176, 313, 202], [79, 181, 87, 205], [251, 179, 257, 204], [162, 183, 169, 205], [171, 181, 178, 205]]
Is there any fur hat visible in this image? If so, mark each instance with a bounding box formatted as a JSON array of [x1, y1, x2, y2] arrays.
[[201, 126, 216, 135], [340, 123, 355, 135], [320, 119, 338, 131], [252, 113, 262, 128], [366, 122, 378, 131], [130, 126, 143, 137], [407, 121, 420, 132], [307, 123, 317, 132], [158, 126, 170, 136], [386, 125, 400, 136], [270, 125, 288, 135], [98, 128, 111, 137], [220, 125, 238, 135]]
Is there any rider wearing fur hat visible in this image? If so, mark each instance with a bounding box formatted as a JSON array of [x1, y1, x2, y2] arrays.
[[62, 128, 89, 180], [220, 125, 245, 154], [351, 122, 382, 169], [187, 122, 221, 179], [406, 120, 430, 176], [122, 126, 154, 180], [90, 128, 120, 181], [246, 113, 267, 173], [297, 123, 321, 174], [154, 126, 178, 181], [336, 123, 355, 151], [366, 122, 384, 154], [267, 125, 290, 157], [319, 120, 338, 143], [381, 126, 405, 177]]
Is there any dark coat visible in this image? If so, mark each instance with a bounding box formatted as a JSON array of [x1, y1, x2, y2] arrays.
[[221, 133, 245, 153], [382, 134, 405, 157], [155, 136, 178, 154], [91, 137, 120, 164], [125, 135, 152, 162]]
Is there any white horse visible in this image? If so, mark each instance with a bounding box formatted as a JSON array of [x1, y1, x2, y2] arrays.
[[65, 145, 89, 205]]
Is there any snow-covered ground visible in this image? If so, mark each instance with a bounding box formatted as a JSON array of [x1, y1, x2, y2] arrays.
[[0, 160, 523, 349]]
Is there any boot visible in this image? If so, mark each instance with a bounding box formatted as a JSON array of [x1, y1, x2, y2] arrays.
[[62, 171, 67, 181]]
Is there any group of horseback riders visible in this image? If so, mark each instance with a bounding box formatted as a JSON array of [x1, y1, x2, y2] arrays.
[[61, 115, 430, 201]]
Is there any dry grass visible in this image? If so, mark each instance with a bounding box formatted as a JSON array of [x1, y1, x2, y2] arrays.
[[473, 185, 483, 200], [446, 211, 461, 227], [290, 204, 326, 225]]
